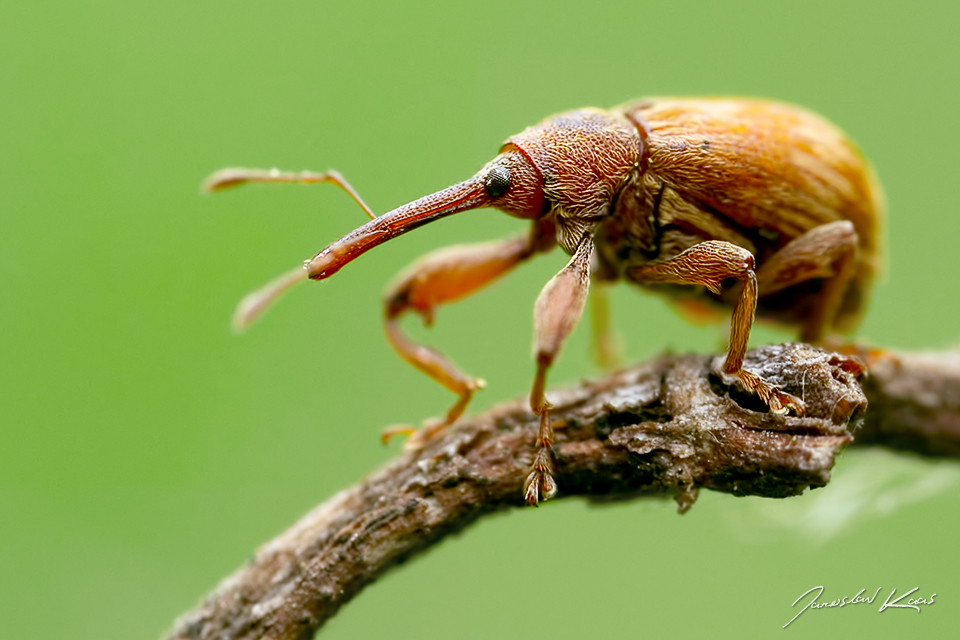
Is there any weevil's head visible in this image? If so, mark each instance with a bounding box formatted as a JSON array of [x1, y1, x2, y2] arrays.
[[489, 108, 642, 221]]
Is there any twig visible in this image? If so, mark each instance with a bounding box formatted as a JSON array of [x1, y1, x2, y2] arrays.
[[856, 348, 960, 456], [165, 343, 959, 640]]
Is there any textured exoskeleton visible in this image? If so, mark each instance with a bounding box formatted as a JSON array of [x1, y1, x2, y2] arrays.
[[205, 97, 883, 506]]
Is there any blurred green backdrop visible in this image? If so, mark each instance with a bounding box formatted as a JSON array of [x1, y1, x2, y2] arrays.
[[3, 0, 959, 638]]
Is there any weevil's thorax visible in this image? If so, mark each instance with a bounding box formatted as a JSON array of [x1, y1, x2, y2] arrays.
[[506, 109, 642, 253]]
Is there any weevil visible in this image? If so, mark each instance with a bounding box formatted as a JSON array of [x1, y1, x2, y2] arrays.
[[205, 97, 883, 505]]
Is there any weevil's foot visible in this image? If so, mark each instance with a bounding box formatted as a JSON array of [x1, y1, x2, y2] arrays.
[[713, 359, 806, 416], [381, 386, 483, 447], [380, 417, 448, 449], [380, 424, 416, 445], [745, 371, 806, 416], [523, 447, 558, 506]]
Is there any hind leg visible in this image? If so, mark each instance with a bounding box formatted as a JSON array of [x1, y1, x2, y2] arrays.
[[754, 220, 859, 343]]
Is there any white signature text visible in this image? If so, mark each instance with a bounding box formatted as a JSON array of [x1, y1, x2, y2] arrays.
[[783, 585, 937, 628]]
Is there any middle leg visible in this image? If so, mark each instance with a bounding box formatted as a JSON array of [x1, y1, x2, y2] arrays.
[[590, 280, 623, 370]]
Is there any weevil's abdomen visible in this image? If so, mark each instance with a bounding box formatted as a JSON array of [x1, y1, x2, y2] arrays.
[[614, 97, 884, 332]]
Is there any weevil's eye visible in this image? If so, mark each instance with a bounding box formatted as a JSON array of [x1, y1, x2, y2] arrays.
[[484, 165, 511, 198]]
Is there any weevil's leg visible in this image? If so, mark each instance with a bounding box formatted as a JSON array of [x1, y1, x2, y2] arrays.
[[754, 221, 858, 344], [590, 280, 622, 369], [202, 167, 376, 219], [381, 232, 544, 445], [631, 241, 805, 415], [525, 235, 595, 505]]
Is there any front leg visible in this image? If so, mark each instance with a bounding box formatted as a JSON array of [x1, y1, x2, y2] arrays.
[[382, 230, 547, 445], [630, 241, 805, 415], [526, 234, 595, 505]]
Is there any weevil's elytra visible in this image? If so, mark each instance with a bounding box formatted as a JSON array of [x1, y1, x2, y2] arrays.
[[205, 96, 884, 506]]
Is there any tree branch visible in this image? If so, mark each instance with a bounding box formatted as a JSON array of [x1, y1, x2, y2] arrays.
[[165, 343, 960, 640], [856, 348, 960, 456]]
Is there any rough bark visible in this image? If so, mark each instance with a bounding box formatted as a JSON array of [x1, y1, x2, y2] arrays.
[[165, 343, 960, 640]]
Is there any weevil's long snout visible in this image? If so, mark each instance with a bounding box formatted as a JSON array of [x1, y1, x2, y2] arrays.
[[233, 172, 492, 331], [232, 149, 547, 331], [304, 147, 552, 278], [304, 147, 550, 283], [303, 176, 490, 281], [232, 177, 486, 331]]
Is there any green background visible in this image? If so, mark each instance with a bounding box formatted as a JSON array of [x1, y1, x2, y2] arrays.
[[3, 0, 959, 637]]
